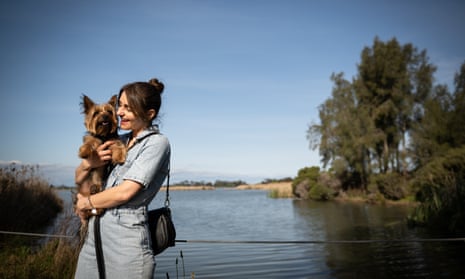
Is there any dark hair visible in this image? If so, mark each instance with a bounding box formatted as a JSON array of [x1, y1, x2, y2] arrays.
[[118, 78, 165, 124]]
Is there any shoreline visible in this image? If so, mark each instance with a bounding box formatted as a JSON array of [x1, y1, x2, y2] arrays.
[[235, 182, 293, 198], [160, 185, 215, 191], [161, 182, 293, 194]]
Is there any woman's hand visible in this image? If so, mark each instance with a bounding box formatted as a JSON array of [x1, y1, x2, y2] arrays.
[[75, 140, 117, 186], [89, 140, 117, 168], [75, 193, 90, 223]]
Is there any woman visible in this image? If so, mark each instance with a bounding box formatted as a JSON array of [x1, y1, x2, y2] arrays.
[[74, 78, 170, 279]]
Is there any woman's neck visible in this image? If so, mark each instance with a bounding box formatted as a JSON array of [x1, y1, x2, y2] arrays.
[[131, 125, 149, 139]]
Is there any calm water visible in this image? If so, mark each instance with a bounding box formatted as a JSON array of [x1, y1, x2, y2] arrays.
[[57, 189, 465, 278]]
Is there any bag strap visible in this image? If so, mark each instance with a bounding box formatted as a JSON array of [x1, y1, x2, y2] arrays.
[[94, 215, 105, 279], [164, 163, 171, 207]]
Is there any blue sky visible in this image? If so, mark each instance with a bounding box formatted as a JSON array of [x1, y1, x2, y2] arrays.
[[1, 0, 464, 186]]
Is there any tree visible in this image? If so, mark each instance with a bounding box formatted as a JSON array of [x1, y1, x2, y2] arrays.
[[308, 37, 436, 190], [407, 60, 465, 233], [309, 73, 372, 189], [355, 37, 436, 174], [409, 84, 453, 167], [410, 60, 465, 168]]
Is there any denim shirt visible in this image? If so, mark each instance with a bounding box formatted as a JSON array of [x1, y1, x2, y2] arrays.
[[105, 125, 171, 208]]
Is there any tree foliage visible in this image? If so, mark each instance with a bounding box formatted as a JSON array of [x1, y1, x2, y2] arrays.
[[408, 147, 465, 233], [308, 37, 436, 189], [306, 37, 465, 232]]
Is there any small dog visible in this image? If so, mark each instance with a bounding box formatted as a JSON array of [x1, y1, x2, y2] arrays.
[[77, 94, 126, 217]]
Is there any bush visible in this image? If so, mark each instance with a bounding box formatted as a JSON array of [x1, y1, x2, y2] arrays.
[[370, 172, 408, 200], [0, 209, 81, 279], [308, 183, 333, 201], [0, 164, 63, 233], [292, 167, 339, 200], [408, 147, 465, 233], [292, 166, 320, 198], [0, 163, 79, 278]]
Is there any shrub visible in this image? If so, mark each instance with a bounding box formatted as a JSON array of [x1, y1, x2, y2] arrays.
[[370, 172, 408, 200], [408, 147, 465, 233], [0, 163, 63, 233], [0, 163, 79, 278], [292, 166, 320, 198], [308, 183, 333, 201], [0, 211, 81, 279]]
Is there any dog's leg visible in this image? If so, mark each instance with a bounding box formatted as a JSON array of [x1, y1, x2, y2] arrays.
[[111, 140, 127, 164]]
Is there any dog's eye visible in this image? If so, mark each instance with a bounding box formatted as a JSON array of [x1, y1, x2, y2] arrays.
[[92, 111, 99, 117]]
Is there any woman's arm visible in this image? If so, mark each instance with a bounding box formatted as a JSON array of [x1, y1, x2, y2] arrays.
[[76, 180, 142, 211]]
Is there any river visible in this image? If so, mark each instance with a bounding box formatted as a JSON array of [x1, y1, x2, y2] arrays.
[[57, 188, 465, 278]]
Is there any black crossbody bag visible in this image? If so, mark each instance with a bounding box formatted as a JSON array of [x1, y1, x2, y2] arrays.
[[148, 169, 176, 255]]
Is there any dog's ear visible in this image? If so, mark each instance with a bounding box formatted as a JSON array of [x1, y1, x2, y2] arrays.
[[108, 95, 118, 107], [81, 94, 95, 114]]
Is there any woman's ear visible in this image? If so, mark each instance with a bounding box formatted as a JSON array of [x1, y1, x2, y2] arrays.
[[147, 109, 156, 120]]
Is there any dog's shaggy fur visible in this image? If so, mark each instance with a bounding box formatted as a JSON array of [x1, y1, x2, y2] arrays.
[[77, 94, 126, 216]]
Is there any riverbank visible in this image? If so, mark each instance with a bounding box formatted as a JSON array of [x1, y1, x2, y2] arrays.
[[161, 182, 294, 197], [235, 182, 293, 198], [161, 185, 215, 191], [162, 182, 416, 204]]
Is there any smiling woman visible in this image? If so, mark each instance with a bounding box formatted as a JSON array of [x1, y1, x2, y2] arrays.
[[74, 78, 170, 279]]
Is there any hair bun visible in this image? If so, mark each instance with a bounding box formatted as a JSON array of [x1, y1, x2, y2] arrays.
[[148, 78, 164, 94]]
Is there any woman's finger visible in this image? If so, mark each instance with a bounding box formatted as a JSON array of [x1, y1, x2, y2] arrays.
[[98, 140, 115, 151]]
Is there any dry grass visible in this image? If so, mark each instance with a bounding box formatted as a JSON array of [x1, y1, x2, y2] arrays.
[[0, 164, 79, 279], [235, 182, 294, 198], [161, 182, 294, 198]]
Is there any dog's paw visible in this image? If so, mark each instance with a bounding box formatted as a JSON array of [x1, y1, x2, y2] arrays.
[[78, 144, 92, 158], [111, 142, 127, 164]]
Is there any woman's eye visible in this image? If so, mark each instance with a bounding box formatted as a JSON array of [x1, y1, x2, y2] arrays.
[[118, 104, 132, 112]]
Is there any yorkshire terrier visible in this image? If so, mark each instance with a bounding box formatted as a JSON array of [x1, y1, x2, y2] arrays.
[[77, 94, 126, 218]]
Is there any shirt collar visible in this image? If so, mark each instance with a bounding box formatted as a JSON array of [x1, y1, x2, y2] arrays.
[[134, 125, 160, 141], [123, 125, 160, 145]]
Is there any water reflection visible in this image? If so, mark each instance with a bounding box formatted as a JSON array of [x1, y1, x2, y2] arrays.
[[293, 199, 465, 278]]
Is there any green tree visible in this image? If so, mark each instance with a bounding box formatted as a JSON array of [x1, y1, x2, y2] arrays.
[[355, 37, 435, 174], [309, 73, 372, 189], [408, 61, 465, 233], [410, 60, 465, 168], [409, 84, 454, 167], [308, 37, 436, 191]]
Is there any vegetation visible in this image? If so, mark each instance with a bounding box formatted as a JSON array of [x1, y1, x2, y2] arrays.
[[292, 167, 340, 201], [306, 37, 465, 233], [0, 164, 63, 232], [0, 163, 80, 278], [260, 177, 293, 184], [1, 215, 80, 279], [174, 179, 247, 187], [408, 147, 465, 234]]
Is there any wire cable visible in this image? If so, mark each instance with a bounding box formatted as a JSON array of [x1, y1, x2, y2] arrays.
[[1, 230, 464, 244], [175, 238, 465, 244]]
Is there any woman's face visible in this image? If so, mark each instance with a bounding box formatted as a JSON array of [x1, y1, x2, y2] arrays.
[[117, 91, 147, 136]]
